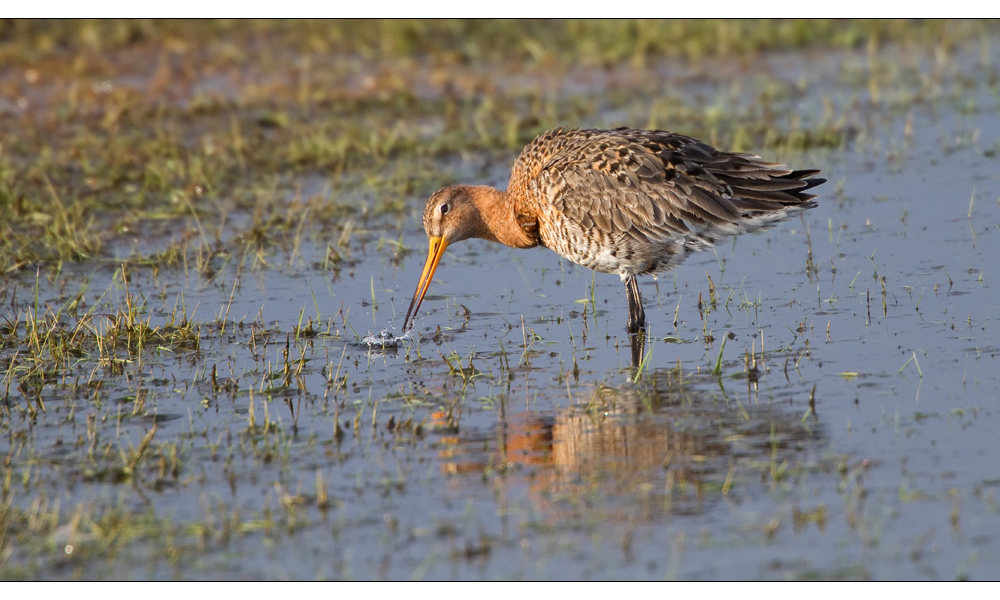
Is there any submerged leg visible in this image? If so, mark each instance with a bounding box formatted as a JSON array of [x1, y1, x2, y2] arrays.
[[629, 327, 646, 369], [623, 274, 646, 334]]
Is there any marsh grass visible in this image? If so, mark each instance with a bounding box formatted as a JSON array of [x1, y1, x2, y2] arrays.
[[3, 20, 991, 274], [0, 20, 980, 68]]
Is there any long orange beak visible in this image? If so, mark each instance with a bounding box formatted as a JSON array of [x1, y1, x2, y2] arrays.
[[403, 236, 448, 332]]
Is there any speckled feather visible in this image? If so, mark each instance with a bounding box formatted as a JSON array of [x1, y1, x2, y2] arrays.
[[507, 127, 824, 278]]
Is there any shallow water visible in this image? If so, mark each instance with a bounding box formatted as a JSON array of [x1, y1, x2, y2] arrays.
[[3, 38, 1000, 580]]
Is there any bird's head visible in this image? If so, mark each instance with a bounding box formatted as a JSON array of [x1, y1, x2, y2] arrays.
[[420, 185, 486, 243], [403, 186, 487, 331]]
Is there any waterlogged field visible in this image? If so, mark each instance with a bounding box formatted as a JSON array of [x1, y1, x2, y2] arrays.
[[1, 20, 999, 580]]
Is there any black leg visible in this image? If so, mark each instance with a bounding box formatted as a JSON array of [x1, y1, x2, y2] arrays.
[[629, 328, 646, 368], [624, 274, 646, 368], [624, 274, 646, 334]]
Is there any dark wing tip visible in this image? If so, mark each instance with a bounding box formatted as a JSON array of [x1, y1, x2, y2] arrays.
[[784, 170, 826, 202]]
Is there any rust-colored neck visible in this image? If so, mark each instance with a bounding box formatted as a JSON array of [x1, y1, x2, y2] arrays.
[[466, 185, 538, 249]]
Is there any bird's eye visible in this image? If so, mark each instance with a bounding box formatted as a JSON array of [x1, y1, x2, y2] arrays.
[[440, 203, 450, 215]]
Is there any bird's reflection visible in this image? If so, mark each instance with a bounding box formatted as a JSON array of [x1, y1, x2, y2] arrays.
[[630, 330, 645, 368], [433, 369, 820, 519]]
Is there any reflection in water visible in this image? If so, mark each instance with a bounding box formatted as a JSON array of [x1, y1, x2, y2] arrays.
[[630, 330, 645, 369], [434, 370, 820, 520]]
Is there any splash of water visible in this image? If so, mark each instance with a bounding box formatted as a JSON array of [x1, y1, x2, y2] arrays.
[[362, 328, 410, 348]]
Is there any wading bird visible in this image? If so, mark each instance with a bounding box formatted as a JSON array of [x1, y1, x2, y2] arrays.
[[403, 127, 824, 341]]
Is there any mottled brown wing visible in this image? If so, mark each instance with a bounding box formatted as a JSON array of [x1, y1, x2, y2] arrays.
[[537, 128, 823, 247]]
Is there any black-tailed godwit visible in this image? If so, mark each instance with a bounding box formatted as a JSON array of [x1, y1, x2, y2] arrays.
[[404, 127, 824, 335]]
